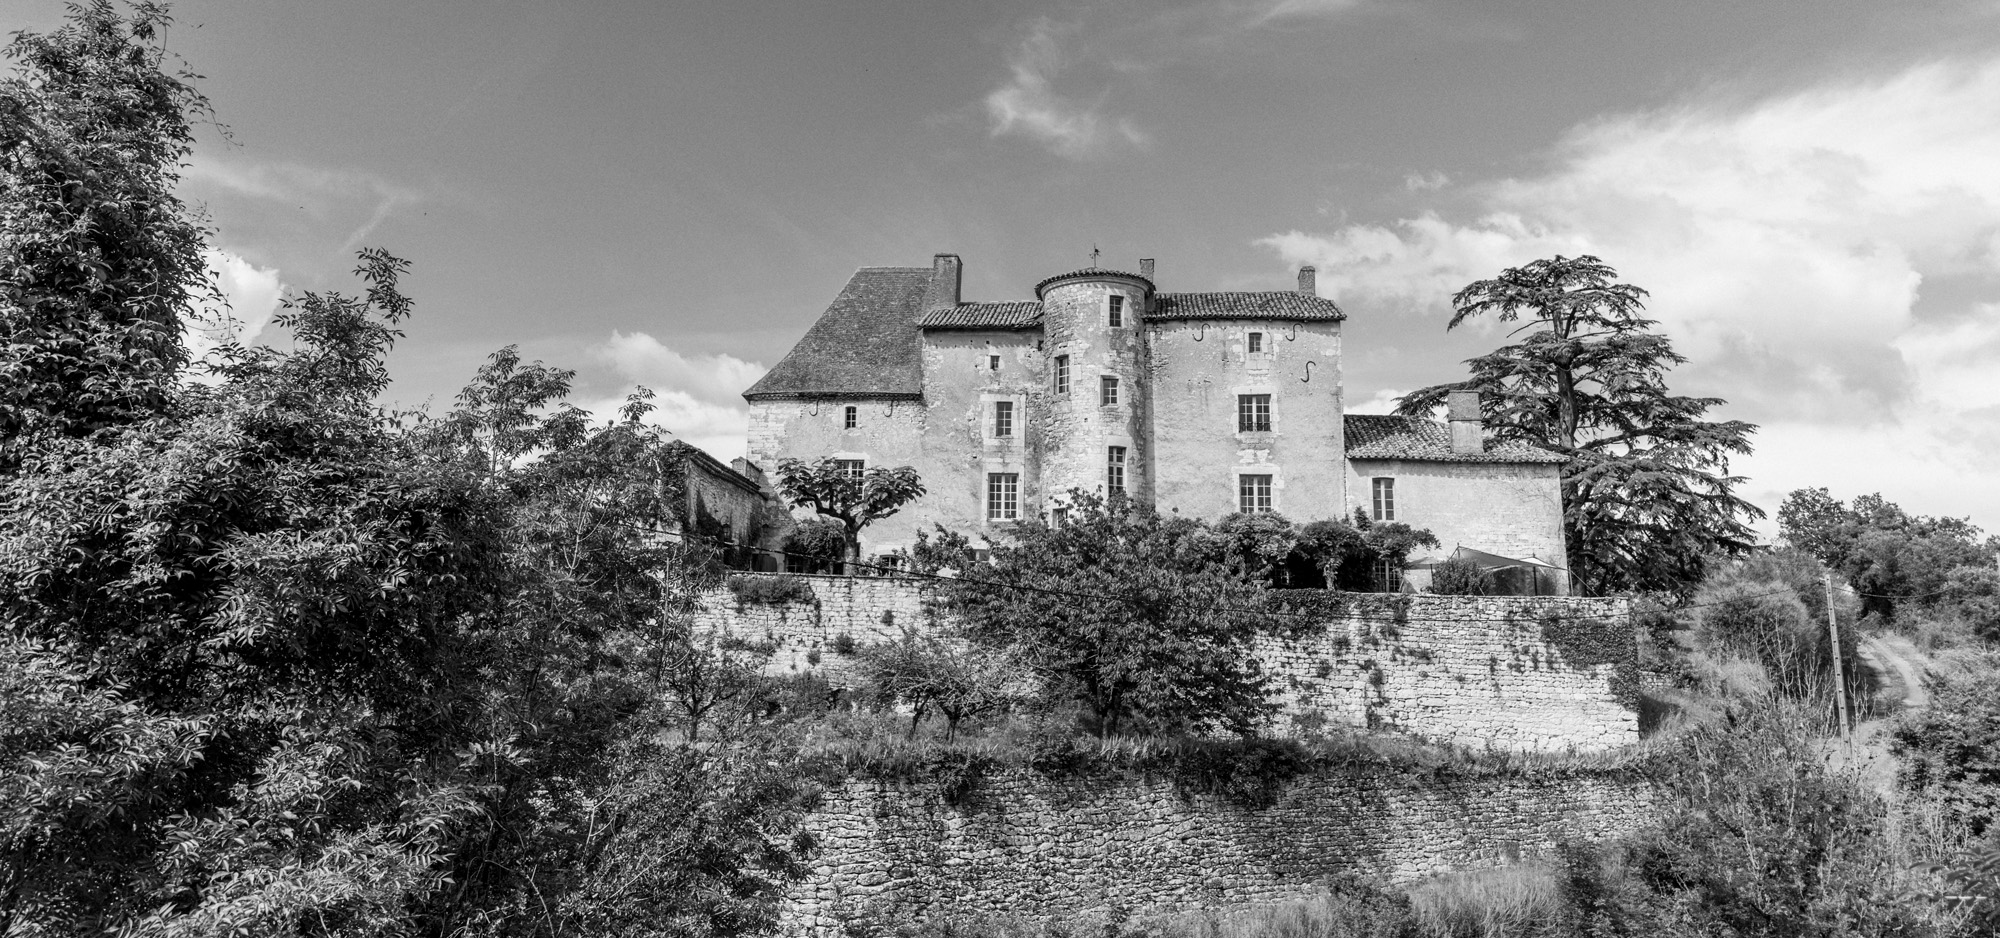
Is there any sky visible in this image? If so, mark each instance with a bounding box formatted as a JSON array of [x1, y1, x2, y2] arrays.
[[8, 0, 2000, 536]]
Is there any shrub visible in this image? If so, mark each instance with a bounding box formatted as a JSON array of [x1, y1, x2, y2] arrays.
[[727, 574, 817, 605], [1891, 669, 2000, 837], [1429, 557, 1487, 595], [831, 631, 857, 655]]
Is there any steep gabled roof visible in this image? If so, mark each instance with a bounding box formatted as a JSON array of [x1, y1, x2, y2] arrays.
[[1152, 292, 1346, 322], [919, 301, 1044, 330], [1344, 415, 1566, 464], [743, 267, 931, 400]]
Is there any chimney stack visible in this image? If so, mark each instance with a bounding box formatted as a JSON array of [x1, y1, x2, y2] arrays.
[[1297, 265, 1317, 296], [927, 253, 962, 310], [1139, 257, 1155, 283], [1447, 390, 1483, 455]]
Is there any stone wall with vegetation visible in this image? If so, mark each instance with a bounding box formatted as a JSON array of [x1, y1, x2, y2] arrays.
[[696, 577, 1637, 750], [785, 763, 1649, 936], [1263, 594, 1638, 751], [696, 574, 930, 680]]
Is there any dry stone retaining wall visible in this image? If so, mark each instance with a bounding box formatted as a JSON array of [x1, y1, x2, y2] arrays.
[[787, 766, 1649, 936], [695, 576, 1637, 750]]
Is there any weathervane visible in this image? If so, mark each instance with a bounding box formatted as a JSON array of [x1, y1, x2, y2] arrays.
[[1089, 244, 1101, 268]]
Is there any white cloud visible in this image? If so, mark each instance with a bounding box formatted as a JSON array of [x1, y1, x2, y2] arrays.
[[584, 331, 768, 460], [1346, 387, 1407, 415], [181, 249, 283, 383], [984, 18, 1150, 159], [1402, 171, 1450, 192], [1263, 57, 2000, 529]]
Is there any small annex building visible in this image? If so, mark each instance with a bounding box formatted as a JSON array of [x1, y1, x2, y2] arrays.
[[743, 254, 1570, 592]]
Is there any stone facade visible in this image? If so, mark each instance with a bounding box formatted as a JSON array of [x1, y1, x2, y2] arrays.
[[785, 766, 1650, 936], [742, 255, 1568, 585], [694, 575, 1638, 752], [1346, 458, 1567, 588]]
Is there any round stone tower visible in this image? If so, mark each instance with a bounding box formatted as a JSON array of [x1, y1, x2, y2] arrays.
[[1036, 268, 1154, 508]]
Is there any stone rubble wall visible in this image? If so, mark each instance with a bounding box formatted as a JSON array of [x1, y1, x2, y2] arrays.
[[1259, 595, 1637, 752], [695, 574, 932, 684], [787, 766, 1650, 937], [695, 576, 1636, 750]]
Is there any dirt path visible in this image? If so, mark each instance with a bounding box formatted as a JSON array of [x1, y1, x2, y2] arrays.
[[1831, 634, 1930, 794], [1860, 634, 1928, 710]]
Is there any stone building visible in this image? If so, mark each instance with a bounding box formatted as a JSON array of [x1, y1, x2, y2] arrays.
[[744, 254, 1569, 591]]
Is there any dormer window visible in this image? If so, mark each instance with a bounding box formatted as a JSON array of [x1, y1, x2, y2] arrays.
[[1108, 295, 1125, 327]]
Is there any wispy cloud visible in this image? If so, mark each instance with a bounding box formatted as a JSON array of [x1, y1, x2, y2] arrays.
[[184, 156, 422, 256], [980, 1, 1375, 160], [985, 18, 1150, 160], [1262, 56, 2000, 526]]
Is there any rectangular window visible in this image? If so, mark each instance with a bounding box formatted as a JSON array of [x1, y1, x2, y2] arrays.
[[1050, 507, 1068, 528], [989, 354, 1001, 371], [843, 405, 857, 429], [993, 400, 1014, 438], [1374, 558, 1405, 593], [1247, 332, 1264, 354], [987, 472, 1019, 520], [1054, 355, 1070, 395], [1239, 474, 1273, 513], [1372, 477, 1396, 521], [1106, 446, 1127, 495], [1237, 393, 1272, 432], [1100, 375, 1120, 407], [835, 458, 866, 481], [1108, 294, 1125, 327]]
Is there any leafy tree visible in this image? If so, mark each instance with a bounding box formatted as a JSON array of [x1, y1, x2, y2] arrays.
[[0, 252, 494, 934], [774, 457, 924, 572], [893, 523, 975, 575], [0, 1, 217, 448], [1397, 255, 1761, 596], [1296, 518, 1367, 589], [858, 629, 1020, 741], [1779, 487, 1998, 630], [1213, 511, 1300, 586], [942, 493, 1277, 737]]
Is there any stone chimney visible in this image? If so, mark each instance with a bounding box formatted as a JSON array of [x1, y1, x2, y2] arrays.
[[927, 253, 962, 310], [1297, 265, 1317, 296], [1447, 390, 1484, 455], [1139, 257, 1155, 283]]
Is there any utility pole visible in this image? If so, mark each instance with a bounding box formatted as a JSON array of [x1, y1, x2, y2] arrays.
[[1824, 572, 1851, 739]]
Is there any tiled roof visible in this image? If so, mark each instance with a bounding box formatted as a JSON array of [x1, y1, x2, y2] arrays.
[[1152, 292, 1346, 322], [919, 301, 1044, 330], [743, 267, 931, 400], [1033, 268, 1155, 298], [1344, 415, 1567, 464]]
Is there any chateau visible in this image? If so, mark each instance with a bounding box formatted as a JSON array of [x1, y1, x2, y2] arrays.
[[744, 254, 1570, 591]]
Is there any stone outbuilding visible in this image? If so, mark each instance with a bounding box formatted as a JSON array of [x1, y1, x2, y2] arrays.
[[743, 254, 1570, 592]]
